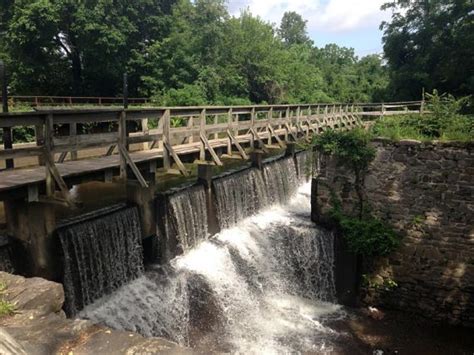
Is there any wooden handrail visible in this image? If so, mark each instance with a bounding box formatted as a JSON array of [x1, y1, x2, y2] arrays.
[[4, 95, 149, 107], [0, 101, 421, 182]]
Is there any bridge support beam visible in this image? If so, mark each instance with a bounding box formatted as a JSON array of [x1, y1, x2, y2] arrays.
[[250, 150, 263, 170], [285, 142, 296, 158], [126, 181, 156, 240], [197, 163, 220, 236], [4, 199, 59, 280]]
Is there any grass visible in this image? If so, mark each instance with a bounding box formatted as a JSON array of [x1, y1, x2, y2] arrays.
[[0, 281, 15, 317], [371, 114, 474, 142]]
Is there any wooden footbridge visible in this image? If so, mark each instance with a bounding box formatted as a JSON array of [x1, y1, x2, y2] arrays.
[[0, 101, 422, 202]]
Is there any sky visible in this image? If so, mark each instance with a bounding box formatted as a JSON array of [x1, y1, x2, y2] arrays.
[[227, 0, 391, 57]]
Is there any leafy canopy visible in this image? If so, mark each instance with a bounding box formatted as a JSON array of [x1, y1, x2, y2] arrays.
[[0, 1, 390, 105], [381, 0, 474, 100]]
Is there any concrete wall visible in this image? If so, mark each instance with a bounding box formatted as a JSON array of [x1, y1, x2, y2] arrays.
[[313, 139, 474, 326]]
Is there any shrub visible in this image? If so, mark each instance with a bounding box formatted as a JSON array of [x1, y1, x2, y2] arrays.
[[313, 129, 401, 257], [313, 128, 375, 218], [331, 209, 401, 257], [0, 281, 14, 317], [372, 90, 473, 142]]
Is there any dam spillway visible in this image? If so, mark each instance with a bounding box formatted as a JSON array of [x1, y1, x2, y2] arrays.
[[57, 205, 144, 315], [72, 153, 344, 353]]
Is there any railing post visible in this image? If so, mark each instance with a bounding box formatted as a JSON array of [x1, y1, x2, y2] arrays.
[[35, 123, 45, 166], [163, 109, 171, 170], [188, 116, 194, 144], [227, 108, 232, 155], [141, 118, 149, 151], [0, 59, 13, 169], [199, 109, 206, 161], [44, 114, 55, 196], [305, 106, 311, 139], [250, 107, 256, 149], [213, 114, 218, 140], [296, 106, 301, 136], [69, 123, 78, 160], [119, 110, 127, 180], [267, 107, 273, 145], [123, 73, 129, 109]]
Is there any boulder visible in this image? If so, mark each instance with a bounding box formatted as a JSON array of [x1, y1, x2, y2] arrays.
[[0, 272, 64, 316], [0, 272, 190, 354]]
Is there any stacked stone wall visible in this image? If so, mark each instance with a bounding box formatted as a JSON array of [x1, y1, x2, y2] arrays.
[[314, 139, 474, 326]]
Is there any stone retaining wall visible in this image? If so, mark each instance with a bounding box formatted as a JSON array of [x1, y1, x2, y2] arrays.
[[313, 139, 474, 326]]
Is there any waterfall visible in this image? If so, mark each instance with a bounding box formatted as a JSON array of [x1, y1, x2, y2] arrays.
[[213, 168, 268, 229], [80, 183, 343, 353], [263, 156, 299, 205], [58, 205, 144, 315], [213, 156, 299, 229], [296, 150, 313, 183], [160, 185, 208, 259]]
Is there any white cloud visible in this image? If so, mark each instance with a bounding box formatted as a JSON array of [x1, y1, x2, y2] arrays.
[[227, 0, 390, 33]]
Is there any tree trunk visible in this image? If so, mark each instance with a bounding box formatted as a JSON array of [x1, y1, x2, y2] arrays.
[[354, 170, 364, 220], [71, 49, 82, 96]]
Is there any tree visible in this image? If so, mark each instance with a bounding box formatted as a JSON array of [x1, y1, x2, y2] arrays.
[[278, 11, 311, 46], [217, 11, 283, 103], [2, 0, 175, 96], [0, 0, 389, 104], [381, 0, 474, 100]]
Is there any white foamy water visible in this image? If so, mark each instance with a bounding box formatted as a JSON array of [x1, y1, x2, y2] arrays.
[[80, 182, 345, 353]]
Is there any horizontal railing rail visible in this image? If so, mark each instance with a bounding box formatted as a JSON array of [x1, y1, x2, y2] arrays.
[[0, 101, 423, 160], [0, 101, 422, 200], [4, 95, 150, 107]]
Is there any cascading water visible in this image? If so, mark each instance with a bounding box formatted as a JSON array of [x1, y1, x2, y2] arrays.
[[213, 168, 268, 229], [296, 150, 313, 183], [58, 205, 144, 315], [263, 157, 299, 205], [160, 185, 208, 259], [80, 156, 345, 353]]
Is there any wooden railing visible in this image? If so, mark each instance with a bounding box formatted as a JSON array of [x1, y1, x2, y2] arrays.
[[5, 95, 150, 107], [0, 101, 422, 200]]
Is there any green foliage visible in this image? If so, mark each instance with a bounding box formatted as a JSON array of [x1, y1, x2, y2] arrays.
[[331, 208, 401, 257], [0, 281, 14, 317], [278, 11, 311, 46], [411, 215, 425, 226], [1, 0, 176, 96], [372, 91, 474, 142], [0, 1, 388, 104], [155, 84, 208, 106], [0, 299, 14, 317], [313, 128, 376, 175], [381, 0, 474, 101], [362, 274, 398, 291], [13, 126, 35, 143], [313, 129, 401, 257]]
